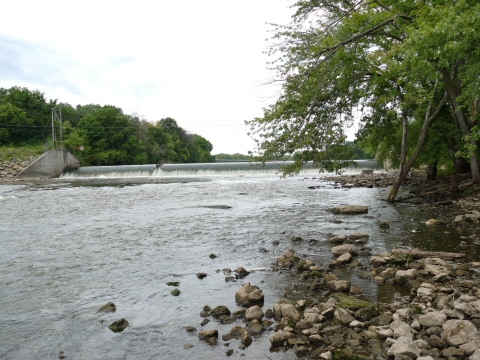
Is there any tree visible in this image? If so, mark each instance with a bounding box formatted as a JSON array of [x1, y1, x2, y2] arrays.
[[247, 0, 480, 201]]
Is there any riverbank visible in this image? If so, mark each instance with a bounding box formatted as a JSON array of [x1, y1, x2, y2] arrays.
[[0, 156, 39, 181]]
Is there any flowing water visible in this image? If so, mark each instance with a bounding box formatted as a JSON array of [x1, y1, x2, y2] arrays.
[[1, 165, 478, 360]]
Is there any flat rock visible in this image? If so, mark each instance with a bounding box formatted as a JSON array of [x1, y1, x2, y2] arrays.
[[332, 205, 368, 214], [332, 244, 358, 256], [387, 336, 421, 358]]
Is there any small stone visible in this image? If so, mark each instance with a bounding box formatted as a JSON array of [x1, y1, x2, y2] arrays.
[[200, 318, 210, 326], [166, 282, 180, 287], [196, 272, 207, 279], [171, 289, 181, 296], [108, 318, 129, 332], [185, 326, 197, 332], [58, 351, 65, 359], [97, 302, 116, 313], [209, 253, 217, 258], [183, 344, 194, 349], [226, 349, 233, 356]]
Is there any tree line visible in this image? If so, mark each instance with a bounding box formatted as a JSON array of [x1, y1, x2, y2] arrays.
[[247, 0, 480, 201], [0, 86, 215, 165]]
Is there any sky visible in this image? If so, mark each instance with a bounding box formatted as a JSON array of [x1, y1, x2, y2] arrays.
[[0, 1, 296, 154]]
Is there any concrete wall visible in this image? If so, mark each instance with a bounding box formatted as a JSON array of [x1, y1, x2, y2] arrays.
[[17, 149, 80, 179]]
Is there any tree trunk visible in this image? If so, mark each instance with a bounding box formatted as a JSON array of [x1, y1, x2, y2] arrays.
[[441, 67, 480, 184], [455, 156, 471, 174], [386, 93, 447, 202], [427, 160, 438, 181]]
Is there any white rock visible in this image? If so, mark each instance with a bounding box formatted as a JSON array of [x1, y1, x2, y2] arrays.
[[387, 336, 421, 358], [470, 349, 480, 360], [419, 311, 447, 328], [269, 330, 295, 344], [335, 252, 352, 264], [245, 305, 264, 321], [442, 320, 480, 346], [390, 320, 415, 339], [395, 269, 418, 284], [319, 351, 332, 360]]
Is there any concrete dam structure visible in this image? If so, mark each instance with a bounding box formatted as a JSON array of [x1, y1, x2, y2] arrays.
[[17, 149, 80, 179]]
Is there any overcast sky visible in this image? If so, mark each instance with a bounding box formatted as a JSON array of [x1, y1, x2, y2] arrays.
[[0, 1, 297, 154]]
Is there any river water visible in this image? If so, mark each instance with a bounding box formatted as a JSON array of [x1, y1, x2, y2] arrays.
[[1, 169, 478, 360]]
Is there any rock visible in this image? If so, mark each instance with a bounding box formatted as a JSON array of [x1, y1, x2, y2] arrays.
[[319, 351, 332, 360], [109, 318, 129, 332], [355, 305, 380, 321], [335, 253, 352, 265], [245, 305, 264, 321], [185, 326, 197, 332], [171, 289, 181, 296], [198, 329, 218, 340], [58, 351, 65, 359], [387, 336, 421, 358], [291, 236, 303, 242], [210, 305, 231, 318], [200, 318, 210, 326], [379, 220, 390, 229], [370, 255, 388, 265], [273, 303, 301, 322], [97, 302, 116, 313], [425, 219, 437, 225], [329, 235, 348, 244], [196, 272, 207, 279], [395, 269, 418, 285], [331, 205, 368, 214], [183, 344, 194, 349], [349, 233, 369, 241], [390, 320, 415, 339], [334, 307, 355, 325], [329, 280, 351, 292], [442, 320, 480, 346], [470, 349, 480, 360], [166, 281, 180, 287], [241, 332, 252, 346], [269, 330, 295, 344], [419, 311, 447, 328], [226, 349, 233, 356], [332, 244, 358, 256], [234, 266, 250, 278], [442, 347, 465, 358], [235, 283, 264, 304], [277, 250, 299, 268], [460, 340, 480, 356], [248, 319, 264, 333]]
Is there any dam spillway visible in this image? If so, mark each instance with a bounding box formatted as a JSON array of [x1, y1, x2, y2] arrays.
[[59, 160, 383, 178]]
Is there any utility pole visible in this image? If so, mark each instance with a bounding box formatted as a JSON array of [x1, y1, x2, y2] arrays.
[[51, 108, 55, 148], [59, 105, 63, 143]]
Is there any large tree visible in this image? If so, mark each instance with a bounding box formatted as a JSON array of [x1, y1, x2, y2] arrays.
[[247, 0, 480, 201]]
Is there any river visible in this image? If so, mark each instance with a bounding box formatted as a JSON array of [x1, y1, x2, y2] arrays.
[[0, 167, 476, 359]]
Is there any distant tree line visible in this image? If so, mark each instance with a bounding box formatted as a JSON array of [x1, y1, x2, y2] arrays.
[[0, 86, 215, 165]]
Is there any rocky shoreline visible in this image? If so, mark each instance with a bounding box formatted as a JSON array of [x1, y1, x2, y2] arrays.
[[0, 156, 38, 182], [183, 173, 480, 359]]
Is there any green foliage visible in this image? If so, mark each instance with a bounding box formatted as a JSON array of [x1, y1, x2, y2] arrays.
[[247, 0, 480, 179], [0, 86, 215, 166], [214, 153, 253, 161]]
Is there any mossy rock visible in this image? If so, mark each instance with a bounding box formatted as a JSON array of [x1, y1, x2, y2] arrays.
[[308, 271, 323, 278], [387, 252, 414, 265], [354, 305, 380, 321], [333, 349, 366, 360], [410, 304, 422, 314], [331, 293, 373, 311], [166, 281, 180, 287]]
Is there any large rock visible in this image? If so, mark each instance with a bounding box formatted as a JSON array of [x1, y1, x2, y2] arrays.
[[334, 307, 355, 325], [235, 283, 264, 304], [245, 305, 264, 322], [273, 303, 301, 322], [332, 244, 358, 256], [335, 253, 352, 265], [370, 255, 388, 265], [269, 330, 295, 344], [442, 320, 480, 346], [332, 205, 368, 214], [328, 235, 348, 244], [394, 269, 418, 285], [419, 311, 447, 328], [390, 320, 416, 339], [387, 336, 421, 358]]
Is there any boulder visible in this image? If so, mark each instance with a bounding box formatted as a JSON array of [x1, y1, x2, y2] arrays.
[[245, 305, 264, 322], [334, 307, 355, 325], [108, 318, 129, 333], [442, 320, 480, 346], [199, 329, 218, 340], [387, 336, 421, 358], [395, 269, 418, 285], [235, 283, 264, 304], [210, 305, 231, 318], [335, 253, 352, 265], [331, 205, 368, 214], [419, 311, 447, 328], [332, 244, 358, 256], [269, 330, 295, 345]]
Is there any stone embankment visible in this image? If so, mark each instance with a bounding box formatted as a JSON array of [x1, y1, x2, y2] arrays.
[[0, 157, 38, 181]]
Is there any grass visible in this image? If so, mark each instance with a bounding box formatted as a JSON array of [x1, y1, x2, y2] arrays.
[[0, 145, 43, 162]]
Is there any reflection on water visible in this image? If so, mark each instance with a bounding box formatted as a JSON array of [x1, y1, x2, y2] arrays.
[[0, 174, 477, 360]]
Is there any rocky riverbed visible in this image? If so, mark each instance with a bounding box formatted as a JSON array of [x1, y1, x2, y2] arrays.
[[168, 173, 480, 360]]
